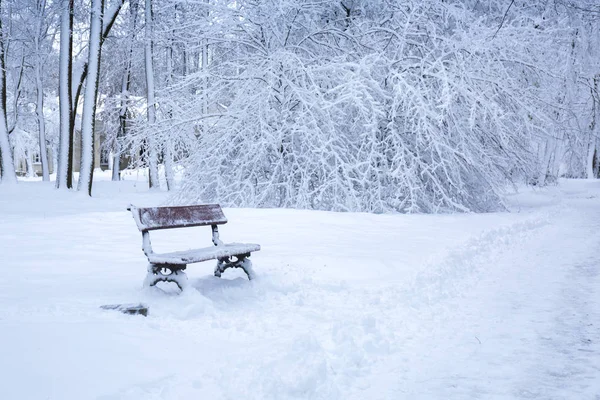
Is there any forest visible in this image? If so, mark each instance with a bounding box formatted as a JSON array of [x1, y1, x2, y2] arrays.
[[0, 0, 598, 213]]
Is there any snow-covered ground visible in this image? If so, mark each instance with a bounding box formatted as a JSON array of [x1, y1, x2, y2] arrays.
[[1, 173, 599, 399]]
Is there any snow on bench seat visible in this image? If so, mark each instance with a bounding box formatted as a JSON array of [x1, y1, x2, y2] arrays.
[[147, 243, 261, 265]]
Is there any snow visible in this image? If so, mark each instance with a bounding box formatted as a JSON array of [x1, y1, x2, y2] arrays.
[[1, 173, 599, 399], [144, 264, 189, 291], [147, 243, 260, 264]]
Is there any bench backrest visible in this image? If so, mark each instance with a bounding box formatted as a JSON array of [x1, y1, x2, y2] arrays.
[[130, 204, 228, 231]]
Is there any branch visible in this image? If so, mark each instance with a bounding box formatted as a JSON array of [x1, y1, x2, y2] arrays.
[[492, 0, 515, 39], [8, 52, 25, 134], [72, 0, 125, 121]]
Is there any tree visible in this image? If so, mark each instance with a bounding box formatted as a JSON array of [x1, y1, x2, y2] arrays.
[[55, 0, 123, 191], [158, 1, 547, 212], [144, 0, 159, 189], [111, 0, 139, 181], [77, 0, 104, 195], [33, 0, 52, 181], [55, 0, 73, 189], [0, 0, 17, 184]]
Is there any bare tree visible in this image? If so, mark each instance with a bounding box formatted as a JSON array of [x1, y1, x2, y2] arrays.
[[112, 0, 139, 181], [144, 0, 159, 189], [77, 0, 104, 195], [0, 0, 17, 184], [33, 0, 50, 181], [55, 0, 73, 189]]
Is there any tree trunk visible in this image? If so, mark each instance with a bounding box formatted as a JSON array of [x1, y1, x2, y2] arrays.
[[35, 63, 49, 181], [77, 0, 104, 196], [162, 28, 175, 190], [25, 150, 35, 178], [201, 0, 209, 115], [145, 0, 159, 189], [586, 138, 597, 179], [0, 0, 16, 184], [587, 75, 600, 180], [164, 145, 175, 190], [56, 0, 73, 189], [52, 142, 58, 177], [113, 0, 138, 181], [537, 137, 555, 185], [34, 0, 50, 181], [8, 52, 25, 137]]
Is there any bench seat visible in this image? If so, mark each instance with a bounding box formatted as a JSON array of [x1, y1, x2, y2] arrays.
[[147, 243, 261, 265]]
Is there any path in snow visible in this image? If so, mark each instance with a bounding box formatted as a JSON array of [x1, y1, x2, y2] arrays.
[[364, 184, 600, 399], [0, 178, 599, 399]]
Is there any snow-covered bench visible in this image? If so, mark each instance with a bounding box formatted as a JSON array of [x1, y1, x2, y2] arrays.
[[128, 204, 260, 290]]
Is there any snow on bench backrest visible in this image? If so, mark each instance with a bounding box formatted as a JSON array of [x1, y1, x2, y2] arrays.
[[130, 204, 228, 231]]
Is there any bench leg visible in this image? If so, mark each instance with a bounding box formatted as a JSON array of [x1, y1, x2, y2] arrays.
[[214, 254, 255, 280], [144, 263, 189, 291]]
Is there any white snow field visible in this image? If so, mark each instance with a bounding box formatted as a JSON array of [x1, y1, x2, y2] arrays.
[[1, 175, 599, 400]]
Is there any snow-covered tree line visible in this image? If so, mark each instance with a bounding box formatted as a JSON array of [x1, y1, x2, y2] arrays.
[[0, 0, 598, 212]]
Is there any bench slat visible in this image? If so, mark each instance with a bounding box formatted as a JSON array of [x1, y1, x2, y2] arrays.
[[131, 204, 227, 231], [147, 243, 261, 265]]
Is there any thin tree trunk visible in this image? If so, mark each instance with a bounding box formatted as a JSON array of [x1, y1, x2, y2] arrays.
[[145, 0, 159, 189], [112, 67, 129, 181], [201, 0, 209, 115], [0, 0, 16, 184], [537, 137, 555, 185], [586, 116, 597, 179], [25, 150, 35, 178], [34, 0, 49, 181], [52, 142, 58, 175], [8, 52, 24, 135], [164, 145, 174, 190], [180, 4, 187, 77], [56, 0, 73, 189], [162, 27, 175, 190], [35, 62, 49, 181], [113, 0, 138, 181], [586, 141, 596, 179], [77, 0, 104, 196], [587, 75, 599, 179], [593, 75, 600, 179]]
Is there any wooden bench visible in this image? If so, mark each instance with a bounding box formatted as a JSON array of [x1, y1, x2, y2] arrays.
[[128, 204, 260, 290]]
